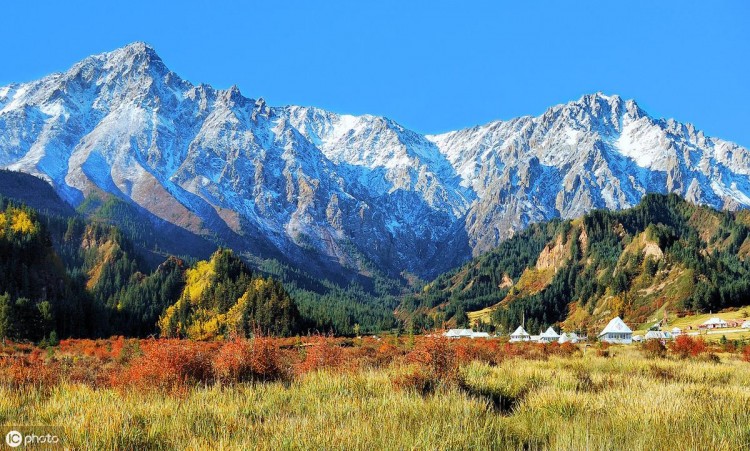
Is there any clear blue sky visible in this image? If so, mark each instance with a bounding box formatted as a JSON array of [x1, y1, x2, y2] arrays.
[[1, 1, 748, 146]]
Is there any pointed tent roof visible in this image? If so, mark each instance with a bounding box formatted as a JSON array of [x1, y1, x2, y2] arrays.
[[444, 329, 474, 337], [599, 316, 632, 336], [558, 332, 579, 343], [510, 326, 529, 336], [540, 326, 560, 338]]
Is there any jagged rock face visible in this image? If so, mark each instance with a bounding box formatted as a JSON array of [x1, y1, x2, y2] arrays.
[[1, 43, 749, 278], [429, 93, 750, 255]]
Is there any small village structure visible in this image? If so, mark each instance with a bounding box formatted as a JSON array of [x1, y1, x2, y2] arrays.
[[743, 320, 750, 329], [539, 327, 560, 343], [644, 330, 673, 341], [558, 332, 579, 344], [598, 316, 633, 344], [699, 317, 728, 329], [443, 329, 490, 339], [509, 326, 531, 342]]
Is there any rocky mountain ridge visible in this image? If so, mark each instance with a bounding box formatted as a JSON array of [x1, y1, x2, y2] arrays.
[[1, 42, 748, 280]]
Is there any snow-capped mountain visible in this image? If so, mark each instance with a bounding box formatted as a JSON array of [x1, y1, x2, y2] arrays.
[[1, 42, 749, 278]]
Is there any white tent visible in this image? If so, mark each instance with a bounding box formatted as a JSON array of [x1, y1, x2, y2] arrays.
[[742, 320, 750, 329], [509, 326, 530, 342], [644, 330, 673, 341], [671, 327, 682, 336], [598, 316, 633, 344], [558, 332, 579, 344], [539, 326, 560, 343], [444, 329, 490, 339], [444, 329, 473, 338]]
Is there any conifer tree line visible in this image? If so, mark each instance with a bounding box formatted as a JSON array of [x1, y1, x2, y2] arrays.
[[0, 196, 304, 342], [402, 194, 750, 334]]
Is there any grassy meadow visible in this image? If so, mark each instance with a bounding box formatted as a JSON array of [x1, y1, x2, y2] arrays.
[[1, 337, 750, 450]]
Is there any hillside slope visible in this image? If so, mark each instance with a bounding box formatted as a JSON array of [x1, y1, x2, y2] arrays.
[[402, 194, 750, 335]]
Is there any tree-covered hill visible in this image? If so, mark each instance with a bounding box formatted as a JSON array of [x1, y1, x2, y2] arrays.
[[0, 197, 305, 341], [401, 194, 750, 336]]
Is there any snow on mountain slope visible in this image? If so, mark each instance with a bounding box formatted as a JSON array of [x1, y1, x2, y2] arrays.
[[1, 43, 749, 278], [428, 93, 750, 254]]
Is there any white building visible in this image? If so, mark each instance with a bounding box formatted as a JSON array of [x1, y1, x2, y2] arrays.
[[700, 317, 728, 329], [644, 330, 673, 341], [444, 329, 490, 339], [509, 326, 531, 342], [539, 327, 560, 343], [671, 327, 682, 336], [598, 316, 633, 344], [558, 332, 579, 344], [444, 329, 473, 338], [742, 320, 750, 329]]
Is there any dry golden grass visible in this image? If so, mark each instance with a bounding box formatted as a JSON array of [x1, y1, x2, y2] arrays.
[[1, 342, 749, 450]]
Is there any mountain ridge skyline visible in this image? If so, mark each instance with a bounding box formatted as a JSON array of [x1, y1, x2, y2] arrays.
[[2, 39, 747, 147], [1, 42, 749, 281]]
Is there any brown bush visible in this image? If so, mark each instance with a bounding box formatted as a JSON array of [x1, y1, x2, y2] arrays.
[[641, 339, 667, 358], [391, 366, 435, 396]]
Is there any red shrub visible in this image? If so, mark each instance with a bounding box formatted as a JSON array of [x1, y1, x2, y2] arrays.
[[670, 335, 707, 359], [296, 336, 345, 375], [557, 342, 578, 356], [213, 336, 283, 383], [249, 336, 283, 381], [407, 336, 458, 382], [213, 338, 254, 383], [373, 342, 400, 368], [742, 346, 750, 363], [1, 349, 60, 389], [120, 340, 216, 393]]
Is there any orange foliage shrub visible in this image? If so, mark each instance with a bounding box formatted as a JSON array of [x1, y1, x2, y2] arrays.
[[120, 340, 217, 392], [249, 336, 284, 381], [742, 346, 750, 363], [1, 349, 60, 388], [213, 338, 254, 383], [297, 336, 345, 375], [213, 336, 283, 383], [407, 336, 458, 382], [670, 335, 707, 359]]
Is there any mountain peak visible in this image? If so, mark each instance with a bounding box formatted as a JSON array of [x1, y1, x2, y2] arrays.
[[576, 92, 624, 108], [100, 41, 167, 74], [116, 41, 158, 57]]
